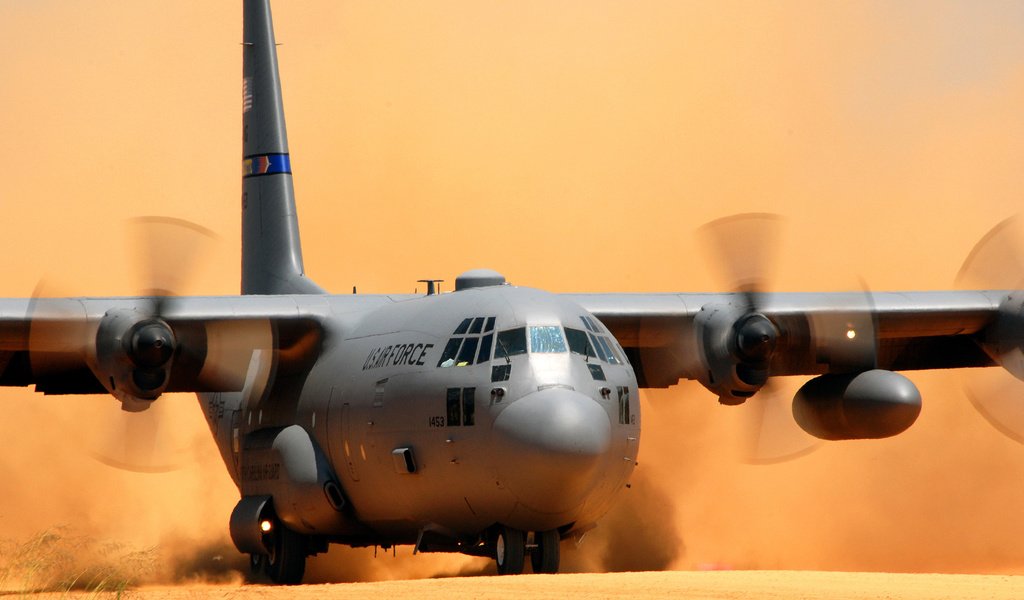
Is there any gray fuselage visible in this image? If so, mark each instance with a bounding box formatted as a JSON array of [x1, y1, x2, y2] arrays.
[[202, 284, 640, 545]]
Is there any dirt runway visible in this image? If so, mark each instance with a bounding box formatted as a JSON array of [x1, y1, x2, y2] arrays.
[[22, 571, 1024, 600]]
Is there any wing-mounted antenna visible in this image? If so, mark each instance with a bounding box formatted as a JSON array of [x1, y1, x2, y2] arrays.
[[241, 0, 323, 295]]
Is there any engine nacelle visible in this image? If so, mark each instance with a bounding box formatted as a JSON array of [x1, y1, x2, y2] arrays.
[[89, 309, 176, 410], [792, 369, 921, 440], [694, 303, 778, 404]]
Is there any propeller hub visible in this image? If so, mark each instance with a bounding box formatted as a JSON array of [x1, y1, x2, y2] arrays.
[[735, 313, 778, 363], [127, 320, 176, 369]]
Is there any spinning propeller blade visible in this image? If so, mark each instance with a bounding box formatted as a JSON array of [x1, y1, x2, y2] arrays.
[[698, 213, 820, 462], [127, 216, 219, 315], [956, 216, 1024, 443], [697, 212, 782, 310], [29, 217, 224, 472], [740, 379, 820, 465]]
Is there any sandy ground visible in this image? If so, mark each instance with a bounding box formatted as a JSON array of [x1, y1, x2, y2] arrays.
[[20, 571, 1024, 600]]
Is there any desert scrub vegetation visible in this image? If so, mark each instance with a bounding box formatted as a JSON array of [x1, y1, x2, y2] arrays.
[[0, 526, 156, 594]]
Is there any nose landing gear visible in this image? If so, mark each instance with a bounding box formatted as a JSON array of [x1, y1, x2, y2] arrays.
[[492, 526, 561, 575]]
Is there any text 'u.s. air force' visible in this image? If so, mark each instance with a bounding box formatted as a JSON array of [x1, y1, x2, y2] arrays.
[[362, 342, 435, 370]]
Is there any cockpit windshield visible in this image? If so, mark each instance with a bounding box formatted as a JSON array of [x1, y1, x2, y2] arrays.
[[495, 327, 528, 359], [529, 326, 567, 353]]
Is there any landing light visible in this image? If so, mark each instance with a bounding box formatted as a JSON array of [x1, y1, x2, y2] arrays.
[[846, 329, 857, 340], [260, 520, 273, 533]]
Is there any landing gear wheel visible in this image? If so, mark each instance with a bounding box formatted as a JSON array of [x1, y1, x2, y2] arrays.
[[263, 523, 307, 585], [494, 525, 526, 575], [530, 529, 560, 574], [248, 554, 266, 582]]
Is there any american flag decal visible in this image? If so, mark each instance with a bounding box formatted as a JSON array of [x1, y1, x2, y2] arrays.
[[243, 77, 253, 113], [243, 153, 291, 178]]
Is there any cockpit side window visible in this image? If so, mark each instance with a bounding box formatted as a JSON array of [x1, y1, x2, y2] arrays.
[[455, 337, 479, 367], [437, 338, 463, 367], [495, 327, 528, 359], [608, 337, 627, 365], [478, 333, 494, 363], [530, 326, 567, 353], [454, 318, 472, 335], [576, 314, 626, 364], [587, 332, 605, 361], [439, 316, 497, 367], [587, 331, 621, 364], [565, 327, 597, 358], [595, 335, 620, 364]]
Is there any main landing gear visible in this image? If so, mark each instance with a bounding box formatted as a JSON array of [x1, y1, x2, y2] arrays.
[[493, 525, 561, 575], [249, 517, 309, 585]]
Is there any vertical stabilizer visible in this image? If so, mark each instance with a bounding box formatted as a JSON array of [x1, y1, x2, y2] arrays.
[[241, 0, 322, 295]]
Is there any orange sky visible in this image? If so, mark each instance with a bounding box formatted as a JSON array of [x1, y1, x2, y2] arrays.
[[1, 0, 1024, 582]]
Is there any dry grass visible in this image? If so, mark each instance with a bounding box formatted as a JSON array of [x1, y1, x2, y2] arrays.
[[0, 527, 156, 596]]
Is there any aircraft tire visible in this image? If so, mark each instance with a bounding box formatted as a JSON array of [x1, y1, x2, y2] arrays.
[[530, 529, 560, 574], [247, 554, 266, 582], [264, 523, 307, 585], [494, 525, 526, 575]]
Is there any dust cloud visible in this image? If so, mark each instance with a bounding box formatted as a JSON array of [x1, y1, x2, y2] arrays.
[[2, 0, 1024, 589], [0, 392, 238, 590], [559, 469, 683, 574], [631, 377, 1024, 574]]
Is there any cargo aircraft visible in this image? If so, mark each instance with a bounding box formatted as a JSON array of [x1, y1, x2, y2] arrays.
[[1, 0, 1020, 584]]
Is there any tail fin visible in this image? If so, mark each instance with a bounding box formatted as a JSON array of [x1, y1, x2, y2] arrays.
[[240, 0, 322, 295]]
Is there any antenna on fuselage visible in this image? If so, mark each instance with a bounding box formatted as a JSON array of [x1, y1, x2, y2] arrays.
[[417, 279, 444, 296]]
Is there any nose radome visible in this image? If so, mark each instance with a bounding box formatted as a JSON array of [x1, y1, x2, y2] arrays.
[[492, 387, 612, 514]]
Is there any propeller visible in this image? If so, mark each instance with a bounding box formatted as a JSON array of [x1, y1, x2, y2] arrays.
[[955, 216, 1024, 443], [25, 280, 91, 389], [87, 395, 203, 473], [111, 217, 225, 471], [697, 212, 886, 461], [955, 216, 1024, 291], [695, 213, 782, 403], [127, 216, 218, 316], [28, 217, 221, 472], [697, 212, 783, 307], [740, 378, 821, 465], [697, 213, 821, 463]]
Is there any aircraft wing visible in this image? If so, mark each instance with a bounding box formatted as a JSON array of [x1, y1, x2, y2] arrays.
[[0, 295, 394, 397], [1, 288, 1011, 405], [568, 290, 1003, 388]]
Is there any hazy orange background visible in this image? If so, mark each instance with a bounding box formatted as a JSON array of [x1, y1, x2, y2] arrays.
[[1, 0, 1024, 582]]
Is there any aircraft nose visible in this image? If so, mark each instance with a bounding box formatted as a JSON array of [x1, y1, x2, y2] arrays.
[[492, 387, 612, 514]]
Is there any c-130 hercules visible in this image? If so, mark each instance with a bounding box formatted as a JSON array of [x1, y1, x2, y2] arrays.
[[2, 0, 1022, 585]]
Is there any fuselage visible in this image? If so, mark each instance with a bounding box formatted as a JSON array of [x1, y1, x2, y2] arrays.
[[203, 283, 640, 546]]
